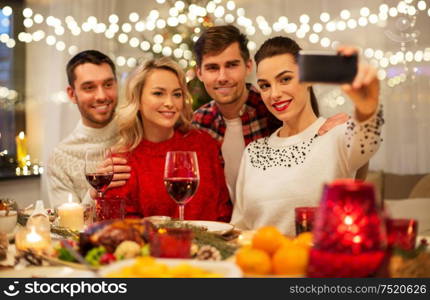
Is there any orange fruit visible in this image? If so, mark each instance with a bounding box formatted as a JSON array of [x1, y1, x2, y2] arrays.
[[279, 236, 295, 248], [272, 244, 310, 276], [235, 246, 272, 275], [252, 226, 284, 255], [294, 232, 313, 247]]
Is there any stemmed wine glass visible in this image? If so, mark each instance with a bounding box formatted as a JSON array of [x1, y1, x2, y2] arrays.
[[84, 148, 114, 200], [163, 151, 200, 221]]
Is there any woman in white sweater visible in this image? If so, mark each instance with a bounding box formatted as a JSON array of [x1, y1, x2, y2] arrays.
[[231, 36, 383, 235]]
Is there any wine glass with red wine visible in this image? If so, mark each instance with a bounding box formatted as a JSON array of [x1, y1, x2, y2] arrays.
[[85, 148, 114, 199], [163, 151, 199, 221]]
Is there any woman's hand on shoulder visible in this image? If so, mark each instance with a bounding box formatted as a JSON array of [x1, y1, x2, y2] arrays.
[[338, 46, 380, 122]]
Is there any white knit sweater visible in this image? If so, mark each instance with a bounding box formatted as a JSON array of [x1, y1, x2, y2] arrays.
[[231, 109, 384, 235], [46, 119, 118, 207]]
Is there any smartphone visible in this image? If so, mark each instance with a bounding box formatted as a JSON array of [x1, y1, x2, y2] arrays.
[[298, 50, 358, 83]]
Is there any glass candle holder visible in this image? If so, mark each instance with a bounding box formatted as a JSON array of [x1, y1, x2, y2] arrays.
[[295, 206, 317, 236], [95, 196, 125, 222], [307, 179, 387, 278], [386, 218, 418, 251], [15, 226, 52, 255], [150, 228, 193, 258]]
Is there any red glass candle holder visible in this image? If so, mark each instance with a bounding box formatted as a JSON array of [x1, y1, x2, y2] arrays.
[[295, 207, 317, 236], [150, 228, 193, 258], [307, 179, 387, 278], [95, 196, 125, 221], [386, 218, 418, 251]]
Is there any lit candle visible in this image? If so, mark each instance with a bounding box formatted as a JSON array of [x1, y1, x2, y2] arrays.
[[15, 131, 28, 169], [307, 180, 387, 278], [57, 194, 84, 231], [16, 226, 50, 254]]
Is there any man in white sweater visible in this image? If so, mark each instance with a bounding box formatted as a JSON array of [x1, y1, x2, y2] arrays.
[[47, 50, 129, 207]]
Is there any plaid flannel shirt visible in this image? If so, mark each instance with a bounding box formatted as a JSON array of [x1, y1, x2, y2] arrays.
[[192, 85, 282, 146]]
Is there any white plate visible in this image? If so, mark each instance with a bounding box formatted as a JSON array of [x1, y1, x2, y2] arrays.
[[0, 266, 95, 278], [100, 258, 242, 278], [185, 221, 234, 235]]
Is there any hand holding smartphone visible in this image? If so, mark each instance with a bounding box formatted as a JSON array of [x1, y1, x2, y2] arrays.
[[298, 50, 358, 83]]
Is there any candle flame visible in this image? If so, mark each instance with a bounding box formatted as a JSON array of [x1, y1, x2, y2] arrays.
[[27, 227, 42, 243], [68, 193, 73, 203], [352, 235, 362, 244], [18, 131, 25, 140], [344, 215, 353, 225]]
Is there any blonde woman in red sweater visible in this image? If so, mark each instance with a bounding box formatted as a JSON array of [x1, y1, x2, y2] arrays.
[[103, 57, 232, 222]]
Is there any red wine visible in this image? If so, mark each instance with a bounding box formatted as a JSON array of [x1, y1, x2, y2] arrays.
[[85, 173, 113, 191], [164, 178, 199, 204]]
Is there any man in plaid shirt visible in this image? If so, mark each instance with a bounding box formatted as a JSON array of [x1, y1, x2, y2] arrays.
[[192, 25, 358, 201], [192, 83, 282, 146]]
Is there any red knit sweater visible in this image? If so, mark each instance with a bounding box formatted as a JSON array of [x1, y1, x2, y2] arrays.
[[105, 129, 232, 222]]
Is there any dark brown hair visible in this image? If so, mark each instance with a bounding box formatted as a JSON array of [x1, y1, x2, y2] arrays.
[[66, 50, 116, 87], [254, 36, 319, 116], [194, 25, 250, 66]]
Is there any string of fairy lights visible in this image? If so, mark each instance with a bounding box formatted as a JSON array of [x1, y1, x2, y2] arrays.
[[0, 0, 429, 105], [1, 1, 429, 68]]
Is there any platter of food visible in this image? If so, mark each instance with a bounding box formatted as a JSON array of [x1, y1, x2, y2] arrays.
[[0, 266, 94, 278], [100, 256, 242, 278], [26, 218, 239, 271]]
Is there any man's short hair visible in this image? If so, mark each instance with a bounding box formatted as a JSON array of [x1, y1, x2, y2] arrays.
[[66, 50, 116, 87], [193, 25, 250, 66]]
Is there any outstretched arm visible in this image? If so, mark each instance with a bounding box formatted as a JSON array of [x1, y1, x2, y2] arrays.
[[335, 46, 383, 173], [339, 46, 380, 121]]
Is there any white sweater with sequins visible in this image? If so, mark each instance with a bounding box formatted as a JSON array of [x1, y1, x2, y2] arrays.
[[231, 109, 384, 236], [46, 119, 118, 207]]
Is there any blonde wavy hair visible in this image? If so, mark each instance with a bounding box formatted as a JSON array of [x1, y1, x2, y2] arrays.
[[115, 57, 194, 151]]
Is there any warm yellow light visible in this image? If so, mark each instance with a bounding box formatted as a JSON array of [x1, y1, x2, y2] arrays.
[[352, 235, 362, 244], [344, 215, 353, 225]]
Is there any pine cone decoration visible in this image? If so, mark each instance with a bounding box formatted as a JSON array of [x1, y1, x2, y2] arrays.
[[196, 245, 221, 261]]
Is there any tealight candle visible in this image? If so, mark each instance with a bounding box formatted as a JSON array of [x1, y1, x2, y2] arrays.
[[307, 179, 387, 278], [15, 226, 50, 254], [150, 228, 193, 258], [57, 194, 84, 231]]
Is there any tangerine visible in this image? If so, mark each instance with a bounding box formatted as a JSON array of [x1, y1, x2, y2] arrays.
[[235, 246, 272, 275], [252, 226, 284, 255], [272, 244, 310, 276], [279, 236, 295, 248], [294, 232, 313, 247]]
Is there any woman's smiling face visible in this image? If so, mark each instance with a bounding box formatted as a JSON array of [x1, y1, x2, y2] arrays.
[[256, 53, 312, 123], [140, 69, 184, 133]]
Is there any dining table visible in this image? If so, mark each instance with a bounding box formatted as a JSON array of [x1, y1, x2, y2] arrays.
[[1, 212, 429, 278]]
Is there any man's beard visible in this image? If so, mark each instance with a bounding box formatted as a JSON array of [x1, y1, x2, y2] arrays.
[[77, 102, 116, 127]]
